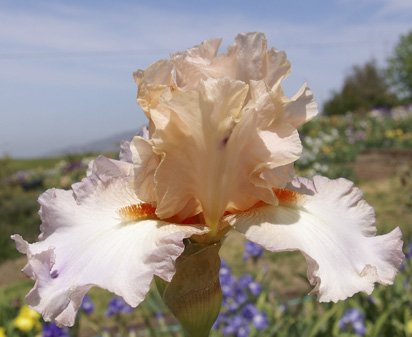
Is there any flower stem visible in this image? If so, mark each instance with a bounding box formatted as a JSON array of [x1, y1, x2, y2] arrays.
[[155, 242, 222, 337]]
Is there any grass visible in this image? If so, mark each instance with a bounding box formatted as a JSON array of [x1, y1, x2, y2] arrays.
[[7, 157, 63, 172], [360, 169, 412, 239]]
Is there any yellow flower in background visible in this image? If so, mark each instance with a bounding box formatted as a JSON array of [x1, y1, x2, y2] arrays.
[[407, 319, 412, 334], [0, 327, 6, 337], [19, 306, 40, 320], [13, 306, 41, 332], [321, 145, 332, 154], [385, 128, 404, 139], [385, 129, 395, 138], [13, 316, 34, 332], [395, 128, 404, 137]]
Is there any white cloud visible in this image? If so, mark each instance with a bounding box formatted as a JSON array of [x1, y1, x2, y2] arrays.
[[373, 0, 412, 17]]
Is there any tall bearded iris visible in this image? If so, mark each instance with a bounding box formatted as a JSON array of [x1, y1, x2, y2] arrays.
[[13, 33, 403, 336]]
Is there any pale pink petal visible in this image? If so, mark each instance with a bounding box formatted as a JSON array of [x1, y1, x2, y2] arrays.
[[150, 78, 302, 225], [255, 163, 296, 190], [130, 136, 160, 203], [173, 32, 291, 90], [224, 32, 291, 87], [119, 141, 133, 162], [89, 155, 133, 178], [134, 33, 296, 115], [150, 78, 248, 223], [74, 156, 133, 203], [139, 125, 150, 140], [226, 176, 404, 302], [242, 84, 302, 190], [173, 38, 223, 89], [131, 33, 317, 221], [134, 60, 175, 115], [12, 158, 205, 326], [282, 84, 318, 128]]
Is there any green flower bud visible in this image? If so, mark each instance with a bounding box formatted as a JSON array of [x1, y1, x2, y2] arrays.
[[156, 241, 222, 337]]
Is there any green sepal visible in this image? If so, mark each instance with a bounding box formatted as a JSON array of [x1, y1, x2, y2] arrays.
[[155, 241, 222, 337]]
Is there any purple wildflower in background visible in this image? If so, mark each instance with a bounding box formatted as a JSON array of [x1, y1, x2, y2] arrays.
[[106, 297, 133, 316], [236, 324, 250, 337], [241, 304, 258, 320], [400, 242, 412, 270], [406, 243, 412, 259], [220, 260, 234, 285], [248, 281, 262, 296], [220, 261, 236, 299], [241, 304, 268, 330], [243, 241, 264, 261], [42, 323, 70, 337], [80, 295, 94, 315], [221, 316, 243, 336], [62, 161, 87, 173], [221, 316, 251, 337], [252, 311, 269, 330], [215, 259, 268, 336], [234, 285, 248, 306], [339, 308, 366, 336]]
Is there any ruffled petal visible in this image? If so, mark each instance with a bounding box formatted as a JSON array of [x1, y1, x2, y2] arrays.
[[150, 78, 248, 223], [223, 32, 291, 88], [226, 176, 404, 302], [172, 38, 223, 89], [119, 141, 133, 163], [148, 78, 302, 225], [134, 60, 174, 116], [131, 33, 318, 223], [282, 84, 318, 128], [172, 32, 291, 90], [130, 136, 160, 203], [89, 155, 133, 178], [134, 33, 294, 115], [12, 157, 205, 326]]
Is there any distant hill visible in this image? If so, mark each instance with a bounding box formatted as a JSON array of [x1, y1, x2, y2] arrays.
[[45, 128, 144, 156]]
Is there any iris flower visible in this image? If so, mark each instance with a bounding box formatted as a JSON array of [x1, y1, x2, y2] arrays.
[[13, 33, 403, 334]]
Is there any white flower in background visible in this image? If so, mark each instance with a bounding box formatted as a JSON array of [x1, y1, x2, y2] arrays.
[[13, 33, 403, 331]]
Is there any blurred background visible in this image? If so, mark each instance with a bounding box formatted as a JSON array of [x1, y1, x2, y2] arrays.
[[0, 0, 411, 336]]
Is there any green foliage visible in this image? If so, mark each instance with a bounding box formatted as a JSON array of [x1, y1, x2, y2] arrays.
[[0, 158, 40, 262], [323, 61, 398, 115], [388, 30, 412, 102], [7, 157, 62, 172], [254, 254, 412, 337], [296, 113, 412, 180]]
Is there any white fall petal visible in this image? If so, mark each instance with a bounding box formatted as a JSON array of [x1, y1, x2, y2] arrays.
[[12, 156, 206, 326], [225, 176, 404, 302]]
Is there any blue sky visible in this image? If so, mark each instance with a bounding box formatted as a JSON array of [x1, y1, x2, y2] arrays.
[[1, 0, 411, 157]]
